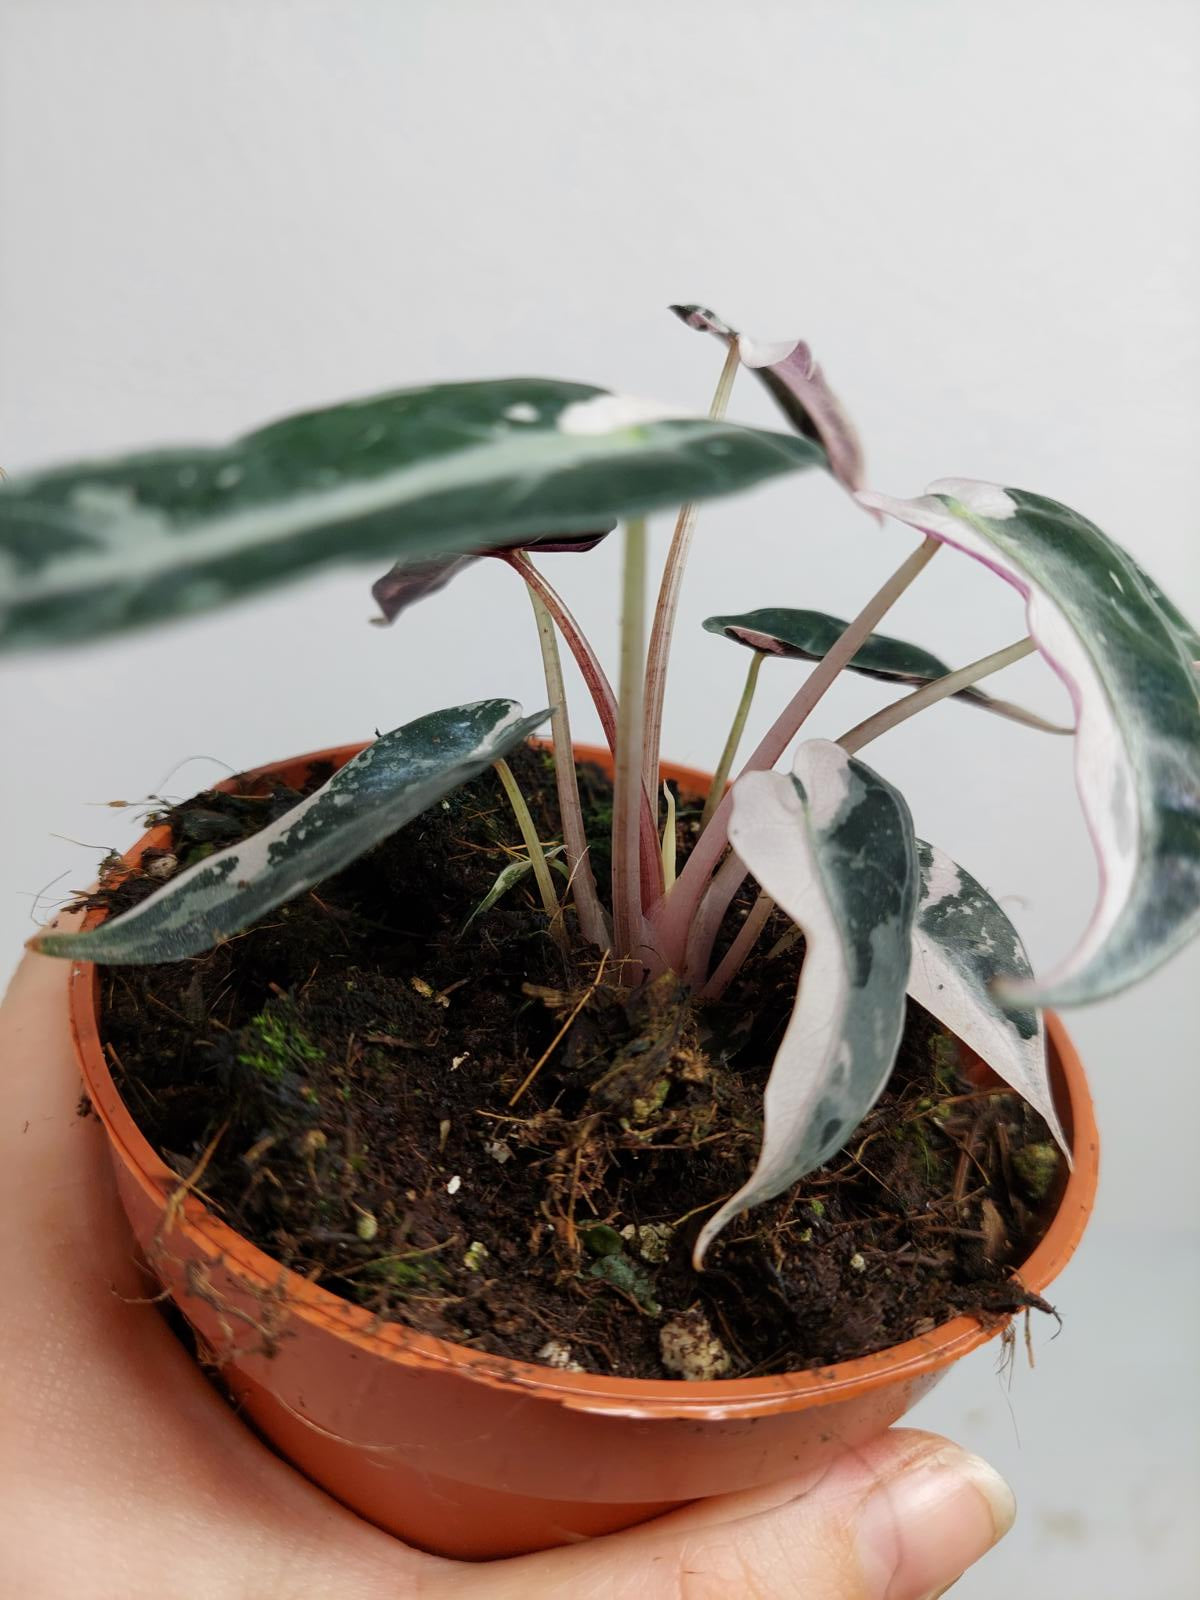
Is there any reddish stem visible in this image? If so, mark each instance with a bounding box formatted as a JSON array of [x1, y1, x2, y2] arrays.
[[502, 552, 663, 910], [503, 552, 619, 744], [695, 890, 775, 1003], [649, 536, 939, 969]]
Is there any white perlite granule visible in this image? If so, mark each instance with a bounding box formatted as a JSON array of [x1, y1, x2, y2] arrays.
[[659, 1307, 731, 1381]]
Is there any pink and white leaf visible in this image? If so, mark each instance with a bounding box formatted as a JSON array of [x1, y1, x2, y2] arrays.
[[859, 480, 1200, 1006], [694, 740, 917, 1266], [670, 304, 866, 493]]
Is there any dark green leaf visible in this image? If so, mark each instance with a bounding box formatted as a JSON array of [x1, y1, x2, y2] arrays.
[[704, 606, 1070, 733]]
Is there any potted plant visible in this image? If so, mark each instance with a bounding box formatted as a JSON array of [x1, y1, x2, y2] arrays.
[[2, 303, 1192, 1560]]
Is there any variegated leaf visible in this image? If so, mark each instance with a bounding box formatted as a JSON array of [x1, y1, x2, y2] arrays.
[[860, 480, 1200, 1005], [703, 606, 1070, 734], [0, 380, 824, 652], [670, 304, 864, 492], [695, 740, 918, 1266], [910, 840, 1068, 1156], [1130, 557, 1200, 667], [33, 700, 548, 964]]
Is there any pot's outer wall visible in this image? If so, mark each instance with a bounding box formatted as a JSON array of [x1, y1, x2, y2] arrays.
[[71, 743, 1099, 1561]]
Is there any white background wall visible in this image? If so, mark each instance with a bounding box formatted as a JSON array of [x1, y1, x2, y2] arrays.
[[1, 2, 1197, 1592]]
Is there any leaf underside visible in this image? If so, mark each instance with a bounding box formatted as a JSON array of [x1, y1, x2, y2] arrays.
[[370, 528, 612, 626], [670, 304, 865, 493]]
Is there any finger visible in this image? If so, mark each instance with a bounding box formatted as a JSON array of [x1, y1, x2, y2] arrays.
[[469, 1428, 1014, 1600], [1, 953, 1014, 1600], [0, 953, 439, 1599]]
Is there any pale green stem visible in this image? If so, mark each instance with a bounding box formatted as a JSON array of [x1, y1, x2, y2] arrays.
[[508, 551, 663, 907], [612, 518, 649, 973], [699, 649, 765, 831], [641, 341, 741, 804], [493, 758, 566, 947], [527, 587, 609, 950], [696, 890, 776, 1004], [661, 782, 678, 890], [838, 637, 1036, 754]]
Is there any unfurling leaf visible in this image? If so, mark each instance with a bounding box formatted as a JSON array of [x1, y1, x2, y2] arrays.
[[34, 700, 549, 964], [909, 840, 1068, 1157], [670, 304, 864, 492], [703, 607, 1070, 734], [461, 846, 567, 933], [694, 740, 918, 1266], [0, 379, 824, 652], [371, 529, 611, 626], [860, 480, 1200, 1005]]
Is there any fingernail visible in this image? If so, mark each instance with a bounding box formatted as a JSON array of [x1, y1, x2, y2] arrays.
[[856, 1447, 1015, 1600]]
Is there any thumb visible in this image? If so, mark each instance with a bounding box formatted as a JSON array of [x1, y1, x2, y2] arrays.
[[471, 1428, 1015, 1600]]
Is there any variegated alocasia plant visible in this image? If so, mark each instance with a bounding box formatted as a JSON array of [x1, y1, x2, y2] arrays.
[[4, 304, 1197, 1268]]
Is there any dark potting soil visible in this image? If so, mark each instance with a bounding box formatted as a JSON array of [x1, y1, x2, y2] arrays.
[[88, 746, 1063, 1381]]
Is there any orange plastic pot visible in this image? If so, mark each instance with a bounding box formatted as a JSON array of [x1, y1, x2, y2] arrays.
[[70, 741, 1099, 1561]]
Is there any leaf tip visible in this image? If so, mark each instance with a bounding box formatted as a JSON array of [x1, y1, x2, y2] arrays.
[[691, 1199, 738, 1270], [668, 303, 731, 337], [690, 1230, 713, 1273], [25, 928, 65, 959], [854, 488, 889, 516]]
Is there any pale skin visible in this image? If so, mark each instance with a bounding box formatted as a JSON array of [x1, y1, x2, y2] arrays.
[[0, 952, 1014, 1599]]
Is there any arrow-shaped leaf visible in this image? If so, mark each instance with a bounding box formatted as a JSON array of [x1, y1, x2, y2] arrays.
[[33, 699, 549, 964], [704, 606, 1070, 734], [860, 479, 1200, 1005], [695, 740, 918, 1265], [670, 304, 865, 493], [0, 379, 824, 652], [909, 839, 1068, 1156]]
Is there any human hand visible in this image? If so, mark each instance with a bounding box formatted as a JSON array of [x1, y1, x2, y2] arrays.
[[0, 952, 1014, 1599]]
